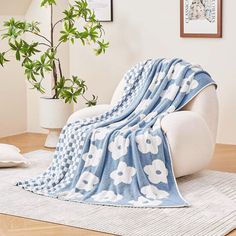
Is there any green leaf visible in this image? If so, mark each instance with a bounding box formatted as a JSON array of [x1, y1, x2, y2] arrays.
[[33, 82, 45, 93], [16, 50, 21, 61], [9, 42, 17, 50], [0, 3, 105, 106], [41, 0, 56, 7], [0, 52, 9, 66], [2, 18, 29, 39], [63, 7, 77, 23], [95, 40, 109, 55], [24, 61, 39, 81], [86, 95, 98, 107], [34, 52, 53, 77], [27, 21, 41, 33]]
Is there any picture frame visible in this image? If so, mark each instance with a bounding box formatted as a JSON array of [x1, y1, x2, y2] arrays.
[[180, 0, 222, 38], [87, 0, 113, 22]]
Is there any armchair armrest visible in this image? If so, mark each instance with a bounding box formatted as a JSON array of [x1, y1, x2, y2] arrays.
[[161, 111, 215, 178], [67, 104, 111, 124]]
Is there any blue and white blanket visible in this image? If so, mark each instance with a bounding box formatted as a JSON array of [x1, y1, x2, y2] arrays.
[[17, 58, 216, 207]]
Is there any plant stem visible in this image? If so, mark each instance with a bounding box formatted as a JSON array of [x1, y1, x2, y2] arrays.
[[82, 94, 90, 102], [52, 18, 64, 30], [25, 30, 51, 44], [50, 4, 58, 99], [57, 59, 63, 78], [4, 48, 12, 54], [38, 42, 51, 47], [55, 41, 63, 51]]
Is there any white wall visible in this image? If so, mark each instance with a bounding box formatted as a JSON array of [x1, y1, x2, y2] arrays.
[[25, 1, 51, 133], [0, 16, 27, 138], [70, 0, 236, 145], [0, 0, 31, 15], [3, 1, 234, 144]]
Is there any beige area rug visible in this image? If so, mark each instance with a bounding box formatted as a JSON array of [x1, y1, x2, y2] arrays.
[[0, 150, 235, 236]]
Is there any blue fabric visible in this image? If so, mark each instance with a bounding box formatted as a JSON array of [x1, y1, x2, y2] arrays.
[[17, 58, 216, 207]]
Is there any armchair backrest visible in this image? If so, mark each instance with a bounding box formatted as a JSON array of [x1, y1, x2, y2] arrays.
[[110, 81, 218, 142], [182, 85, 218, 142], [110, 79, 125, 107]]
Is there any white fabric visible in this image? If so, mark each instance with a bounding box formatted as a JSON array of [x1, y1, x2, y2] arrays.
[[161, 111, 214, 177], [162, 85, 218, 177], [110, 79, 125, 106], [67, 104, 111, 124], [183, 85, 219, 141], [0, 143, 20, 153], [68, 83, 218, 178], [0, 144, 29, 168]]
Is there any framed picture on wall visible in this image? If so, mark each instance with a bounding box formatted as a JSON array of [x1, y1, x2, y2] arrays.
[[87, 0, 113, 22], [180, 0, 222, 38]]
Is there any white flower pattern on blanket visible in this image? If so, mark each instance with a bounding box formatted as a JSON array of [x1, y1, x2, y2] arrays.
[[110, 162, 137, 185], [16, 58, 215, 208], [59, 189, 83, 200], [129, 185, 169, 206], [160, 83, 179, 101], [129, 196, 162, 206], [141, 185, 169, 199], [92, 127, 110, 140], [108, 135, 129, 160], [148, 72, 164, 93], [92, 190, 123, 202], [76, 171, 99, 191], [144, 159, 168, 184], [181, 78, 199, 94], [82, 145, 102, 167], [136, 131, 162, 154]]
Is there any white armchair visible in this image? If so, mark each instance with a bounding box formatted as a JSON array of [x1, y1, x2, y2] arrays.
[[67, 80, 218, 178]]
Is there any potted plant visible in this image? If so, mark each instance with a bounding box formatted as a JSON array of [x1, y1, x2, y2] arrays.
[[0, 0, 108, 147]]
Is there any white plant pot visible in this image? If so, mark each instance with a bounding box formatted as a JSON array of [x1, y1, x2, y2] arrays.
[[40, 97, 73, 148]]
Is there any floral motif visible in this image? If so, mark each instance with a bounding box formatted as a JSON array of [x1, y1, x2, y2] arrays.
[[110, 161, 137, 185], [129, 196, 162, 206], [148, 73, 163, 92], [82, 145, 103, 167], [141, 185, 169, 199], [144, 159, 168, 184], [189, 79, 199, 91], [180, 78, 199, 94], [92, 190, 123, 202], [58, 189, 83, 200], [76, 171, 99, 191], [108, 135, 129, 160], [92, 127, 110, 140], [160, 83, 179, 101], [136, 131, 162, 154]]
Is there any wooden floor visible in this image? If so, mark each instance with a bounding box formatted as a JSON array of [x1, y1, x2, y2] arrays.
[[0, 133, 235, 236]]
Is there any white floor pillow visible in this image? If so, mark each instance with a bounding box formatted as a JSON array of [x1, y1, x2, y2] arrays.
[[0, 143, 21, 153], [0, 144, 30, 168]]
